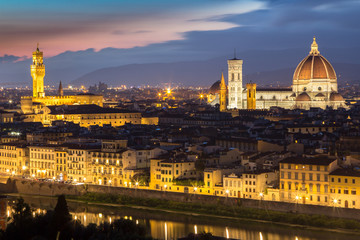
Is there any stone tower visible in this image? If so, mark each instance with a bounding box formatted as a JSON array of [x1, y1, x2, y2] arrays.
[[246, 83, 256, 110], [31, 44, 45, 98], [227, 55, 243, 109], [219, 72, 227, 112], [58, 81, 64, 96]]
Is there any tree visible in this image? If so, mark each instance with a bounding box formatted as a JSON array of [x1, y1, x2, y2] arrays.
[[12, 197, 32, 227], [51, 195, 72, 231]]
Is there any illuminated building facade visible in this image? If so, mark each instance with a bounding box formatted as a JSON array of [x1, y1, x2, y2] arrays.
[[23, 104, 142, 127], [0, 143, 29, 176], [90, 140, 127, 186], [209, 38, 346, 110], [279, 156, 337, 206], [329, 168, 360, 209], [21, 46, 103, 115], [29, 145, 57, 178]]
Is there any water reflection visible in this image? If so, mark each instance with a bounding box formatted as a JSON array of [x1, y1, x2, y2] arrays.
[[5, 195, 360, 240]]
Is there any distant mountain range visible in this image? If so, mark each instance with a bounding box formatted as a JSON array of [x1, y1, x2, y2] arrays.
[[1, 47, 359, 88], [72, 61, 360, 88]]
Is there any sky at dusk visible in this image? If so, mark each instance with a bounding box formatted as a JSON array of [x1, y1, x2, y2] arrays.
[[1, 0, 360, 87], [1, 0, 360, 58]]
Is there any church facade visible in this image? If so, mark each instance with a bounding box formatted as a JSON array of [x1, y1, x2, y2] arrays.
[[208, 38, 346, 110]]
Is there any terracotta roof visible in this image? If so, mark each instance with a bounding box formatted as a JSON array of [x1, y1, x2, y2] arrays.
[[330, 92, 344, 101], [280, 156, 336, 166], [295, 92, 311, 101], [293, 55, 336, 81], [329, 168, 360, 177]]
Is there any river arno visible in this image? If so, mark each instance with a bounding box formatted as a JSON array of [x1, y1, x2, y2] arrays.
[[6, 195, 360, 240]]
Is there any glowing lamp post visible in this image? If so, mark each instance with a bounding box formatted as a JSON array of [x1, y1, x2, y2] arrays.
[[259, 192, 264, 200], [225, 189, 230, 198]]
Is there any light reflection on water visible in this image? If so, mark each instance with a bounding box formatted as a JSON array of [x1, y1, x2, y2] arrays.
[[6, 196, 360, 240]]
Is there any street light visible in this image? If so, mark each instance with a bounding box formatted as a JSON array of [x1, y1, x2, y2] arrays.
[[259, 192, 264, 200]]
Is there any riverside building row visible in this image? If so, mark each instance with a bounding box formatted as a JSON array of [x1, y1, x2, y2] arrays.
[[1, 139, 360, 209]]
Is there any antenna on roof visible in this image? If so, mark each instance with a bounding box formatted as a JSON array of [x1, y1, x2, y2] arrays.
[[234, 48, 237, 59]]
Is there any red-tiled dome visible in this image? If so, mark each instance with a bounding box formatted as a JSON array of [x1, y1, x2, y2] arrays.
[[330, 92, 344, 101], [209, 80, 221, 94], [296, 92, 311, 101], [293, 38, 336, 82]]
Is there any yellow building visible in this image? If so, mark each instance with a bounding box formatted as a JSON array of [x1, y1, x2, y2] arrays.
[[0, 143, 29, 176], [67, 147, 93, 183], [150, 158, 197, 191], [90, 140, 127, 186], [24, 104, 142, 127], [21, 46, 103, 115], [223, 170, 277, 199], [329, 168, 360, 209], [150, 158, 163, 189], [29, 145, 57, 178], [279, 156, 337, 206], [55, 149, 67, 181]]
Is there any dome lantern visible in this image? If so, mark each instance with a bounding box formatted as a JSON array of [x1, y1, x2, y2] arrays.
[[310, 36, 320, 56]]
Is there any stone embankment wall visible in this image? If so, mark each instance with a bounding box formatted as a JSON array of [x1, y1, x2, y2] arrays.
[[1, 178, 360, 221], [0, 178, 86, 196]]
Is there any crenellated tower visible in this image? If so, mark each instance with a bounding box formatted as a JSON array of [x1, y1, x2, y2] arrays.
[[31, 44, 45, 98], [219, 72, 227, 112]]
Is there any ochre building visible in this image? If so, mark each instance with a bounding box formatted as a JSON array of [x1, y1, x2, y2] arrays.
[[21, 46, 103, 115]]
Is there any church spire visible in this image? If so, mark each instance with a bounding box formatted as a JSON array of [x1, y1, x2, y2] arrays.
[[58, 81, 63, 96], [219, 72, 227, 112], [220, 72, 226, 90], [309, 36, 320, 55]]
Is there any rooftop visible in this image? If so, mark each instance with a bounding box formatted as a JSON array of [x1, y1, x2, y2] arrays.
[[280, 156, 336, 166], [47, 104, 139, 115], [329, 168, 360, 177]]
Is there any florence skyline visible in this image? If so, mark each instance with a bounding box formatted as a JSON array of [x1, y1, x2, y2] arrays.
[[1, 0, 360, 87]]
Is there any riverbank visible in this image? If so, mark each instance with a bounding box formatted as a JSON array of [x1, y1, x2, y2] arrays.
[[65, 192, 360, 234]]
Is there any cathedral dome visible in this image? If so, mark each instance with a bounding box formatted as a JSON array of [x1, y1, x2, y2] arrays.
[[330, 92, 344, 101], [296, 92, 311, 101], [209, 80, 221, 94], [293, 37, 336, 82]]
